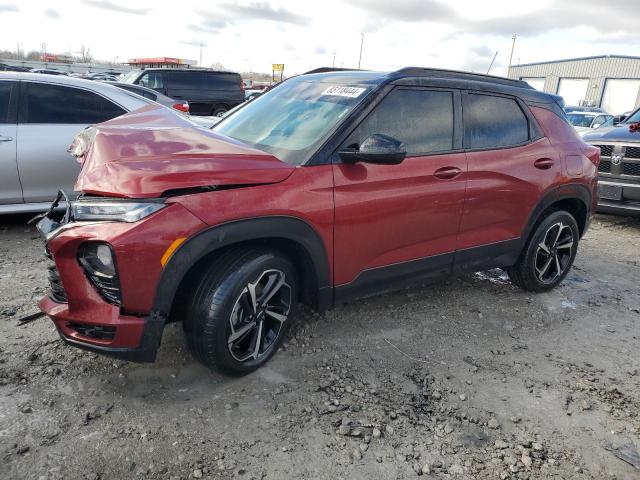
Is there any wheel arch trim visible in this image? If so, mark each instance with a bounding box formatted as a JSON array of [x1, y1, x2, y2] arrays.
[[150, 215, 332, 320], [522, 183, 592, 242]]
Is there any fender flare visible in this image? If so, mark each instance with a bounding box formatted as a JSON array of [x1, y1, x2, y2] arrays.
[[150, 215, 332, 319], [522, 183, 592, 242]]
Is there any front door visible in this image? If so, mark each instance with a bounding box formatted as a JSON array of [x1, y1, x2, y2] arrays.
[[332, 87, 467, 298], [0, 80, 21, 205]]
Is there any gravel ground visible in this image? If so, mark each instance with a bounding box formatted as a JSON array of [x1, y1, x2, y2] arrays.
[[1, 213, 639, 480]]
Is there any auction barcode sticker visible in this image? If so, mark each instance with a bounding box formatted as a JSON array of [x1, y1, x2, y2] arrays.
[[322, 86, 366, 98]]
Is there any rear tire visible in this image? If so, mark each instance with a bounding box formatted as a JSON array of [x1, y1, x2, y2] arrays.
[[183, 249, 297, 375], [507, 210, 579, 292]]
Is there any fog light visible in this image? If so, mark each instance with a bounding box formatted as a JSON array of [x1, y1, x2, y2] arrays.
[[78, 242, 121, 305]]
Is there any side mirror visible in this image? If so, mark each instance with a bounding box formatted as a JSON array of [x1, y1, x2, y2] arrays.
[[339, 134, 406, 165], [592, 123, 602, 129]]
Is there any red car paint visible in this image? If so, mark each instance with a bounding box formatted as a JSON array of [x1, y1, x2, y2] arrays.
[[76, 105, 294, 198], [37, 73, 599, 363]]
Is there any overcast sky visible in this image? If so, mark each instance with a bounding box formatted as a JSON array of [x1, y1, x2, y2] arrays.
[[2, 0, 639, 75]]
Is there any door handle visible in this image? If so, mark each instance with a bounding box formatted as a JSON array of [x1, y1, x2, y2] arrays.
[[433, 166, 462, 180], [534, 158, 554, 170], [0, 135, 13, 142]]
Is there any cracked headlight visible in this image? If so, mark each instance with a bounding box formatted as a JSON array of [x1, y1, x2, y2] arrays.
[[71, 200, 165, 222]]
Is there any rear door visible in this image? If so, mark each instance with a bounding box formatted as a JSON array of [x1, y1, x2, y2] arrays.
[[0, 80, 21, 205], [456, 92, 561, 270], [17, 81, 126, 203]]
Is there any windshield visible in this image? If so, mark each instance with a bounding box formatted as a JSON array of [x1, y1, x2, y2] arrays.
[[625, 108, 640, 124], [213, 80, 372, 164], [119, 70, 141, 84], [566, 113, 595, 128]]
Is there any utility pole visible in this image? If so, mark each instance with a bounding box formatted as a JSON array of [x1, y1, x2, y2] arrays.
[[199, 42, 203, 66], [508, 34, 518, 73], [41, 42, 47, 60], [486, 51, 498, 74], [357, 33, 364, 69], [332, 52, 336, 68]]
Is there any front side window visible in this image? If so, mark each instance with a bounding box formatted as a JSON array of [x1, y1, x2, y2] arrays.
[[346, 88, 454, 155], [464, 94, 529, 149], [213, 80, 373, 164], [566, 113, 596, 128], [22, 83, 126, 124], [138, 71, 164, 89]]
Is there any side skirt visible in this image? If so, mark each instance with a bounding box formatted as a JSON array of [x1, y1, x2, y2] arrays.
[[333, 238, 522, 305]]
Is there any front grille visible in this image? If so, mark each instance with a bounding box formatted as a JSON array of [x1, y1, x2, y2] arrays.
[[596, 145, 613, 157], [69, 323, 116, 340], [622, 162, 640, 177], [626, 146, 640, 159], [598, 160, 611, 173], [47, 263, 68, 303]]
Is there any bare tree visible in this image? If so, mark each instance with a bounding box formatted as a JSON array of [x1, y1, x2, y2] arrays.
[[25, 50, 41, 61], [79, 45, 93, 63], [211, 62, 226, 71]]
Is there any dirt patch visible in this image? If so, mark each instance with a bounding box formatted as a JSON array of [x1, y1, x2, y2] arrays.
[[1, 214, 639, 479]]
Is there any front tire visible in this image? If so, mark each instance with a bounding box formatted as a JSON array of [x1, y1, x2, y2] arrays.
[[508, 210, 579, 292], [184, 249, 297, 375]]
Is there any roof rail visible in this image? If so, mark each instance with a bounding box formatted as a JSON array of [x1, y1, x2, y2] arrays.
[[394, 67, 532, 89], [303, 67, 365, 75]]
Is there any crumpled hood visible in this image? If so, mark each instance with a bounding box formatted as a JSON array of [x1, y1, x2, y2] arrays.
[[74, 104, 295, 198], [582, 124, 640, 144]]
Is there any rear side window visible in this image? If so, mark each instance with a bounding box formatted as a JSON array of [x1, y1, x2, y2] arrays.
[[204, 72, 240, 89], [349, 88, 454, 155], [463, 94, 529, 149], [167, 71, 202, 89], [0, 81, 13, 123], [22, 83, 126, 124]]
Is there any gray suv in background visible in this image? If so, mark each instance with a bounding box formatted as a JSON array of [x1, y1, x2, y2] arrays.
[[120, 68, 244, 116]]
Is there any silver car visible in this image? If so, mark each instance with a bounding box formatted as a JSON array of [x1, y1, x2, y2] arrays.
[[0, 72, 150, 213]]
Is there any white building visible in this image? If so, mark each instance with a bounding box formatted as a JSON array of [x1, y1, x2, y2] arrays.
[[508, 55, 640, 115]]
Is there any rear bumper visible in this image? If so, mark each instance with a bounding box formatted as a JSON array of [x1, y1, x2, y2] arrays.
[[39, 296, 164, 362], [597, 179, 640, 216]]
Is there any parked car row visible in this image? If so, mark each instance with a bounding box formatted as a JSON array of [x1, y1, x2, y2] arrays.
[[119, 68, 244, 116], [0, 72, 219, 213]]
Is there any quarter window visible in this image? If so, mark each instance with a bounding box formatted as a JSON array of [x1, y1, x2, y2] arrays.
[[22, 83, 126, 124], [349, 88, 454, 155], [463, 94, 529, 149]]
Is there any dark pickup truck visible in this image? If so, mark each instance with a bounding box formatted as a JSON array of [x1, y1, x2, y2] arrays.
[[583, 108, 640, 215]]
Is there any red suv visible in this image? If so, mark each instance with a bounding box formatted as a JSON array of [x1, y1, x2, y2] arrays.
[[36, 68, 600, 374]]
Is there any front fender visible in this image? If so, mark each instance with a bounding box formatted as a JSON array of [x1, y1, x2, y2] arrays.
[[151, 215, 332, 319]]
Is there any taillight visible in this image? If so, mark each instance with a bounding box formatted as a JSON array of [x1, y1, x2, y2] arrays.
[[173, 102, 189, 113]]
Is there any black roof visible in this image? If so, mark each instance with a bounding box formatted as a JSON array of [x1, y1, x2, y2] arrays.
[[301, 66, 531, 89], [295, 66, 561, 109]]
